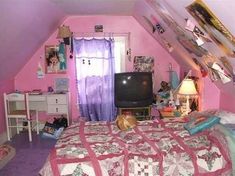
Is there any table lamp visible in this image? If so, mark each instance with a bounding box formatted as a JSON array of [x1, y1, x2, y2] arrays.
[[178, 78, 198, 115]]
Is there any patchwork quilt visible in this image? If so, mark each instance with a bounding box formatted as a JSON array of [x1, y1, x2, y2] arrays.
[[39, 118, 232, 176]]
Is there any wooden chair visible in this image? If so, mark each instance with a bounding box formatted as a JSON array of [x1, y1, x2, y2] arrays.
[[3, 93, 39, 142]]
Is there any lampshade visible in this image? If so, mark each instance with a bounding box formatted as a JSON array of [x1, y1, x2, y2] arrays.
[[57, 25, 72, 39], [178, 79, 197, 96]]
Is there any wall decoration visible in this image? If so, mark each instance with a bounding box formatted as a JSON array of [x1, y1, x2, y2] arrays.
[[143, 15, 171, 53], [37, 62, 44, 79], [146, 0, 178, 31], [54, 77, 69, 93], [210, 62, 232, 84], [146, 0, 208, 57], [133, 56, 154, 73], [186, 0, 235, 57], [150, 15, 165, 34], [143, 16, 156, 33], [185, 19, 212, 43], [177, 34, 208, 57], [45, 45, 66, 74], [162, 38, 174, 53], [94, 25, 103, 32], [192, 58, 208, 77], [202, 53, 218, 65], [202, 53, 232, 83], [58, 42, 67, 70], [220, 56, 234, 77]]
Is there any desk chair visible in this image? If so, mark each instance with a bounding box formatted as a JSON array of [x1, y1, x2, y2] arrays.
[[4, 93, 39, 142]]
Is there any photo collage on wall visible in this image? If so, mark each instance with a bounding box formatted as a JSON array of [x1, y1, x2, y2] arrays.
[[146, 0, 235, 84], [133, 56, 154, 73]]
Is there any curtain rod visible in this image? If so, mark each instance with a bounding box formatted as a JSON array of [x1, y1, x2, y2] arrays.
[[73, 32, 130, 38]]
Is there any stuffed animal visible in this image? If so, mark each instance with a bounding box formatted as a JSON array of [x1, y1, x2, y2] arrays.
[[116, 114, 137, 131]]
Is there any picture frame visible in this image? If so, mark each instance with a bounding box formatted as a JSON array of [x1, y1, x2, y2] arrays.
[[54, 78, 69, 93], [94, 25, 103, 32], [45, 45, 67, 74]]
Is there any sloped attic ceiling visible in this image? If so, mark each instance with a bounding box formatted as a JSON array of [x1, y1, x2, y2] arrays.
[[1, 0, 235, 95], [0, 0, 66, 83], [0, 0, 137, 83], [136, 0, 235, 94]]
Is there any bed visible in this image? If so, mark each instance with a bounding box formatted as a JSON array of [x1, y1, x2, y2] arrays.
[[39, 118, 234, 176]]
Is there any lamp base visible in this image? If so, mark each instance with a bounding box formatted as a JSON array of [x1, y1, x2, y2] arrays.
[[180, 96, 191, 116], [185, 95, 191, 115]]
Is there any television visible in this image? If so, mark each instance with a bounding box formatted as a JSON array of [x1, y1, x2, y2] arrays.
[[114, 72, 153, 108]]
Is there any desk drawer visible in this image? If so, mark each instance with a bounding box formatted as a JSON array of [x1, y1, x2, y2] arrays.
[[47, 105, 68, 114], [47, 95, 67, 105], [29, 95, 46, 101]]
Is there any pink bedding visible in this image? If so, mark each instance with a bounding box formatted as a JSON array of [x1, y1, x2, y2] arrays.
[[39, 118, 232, 176]]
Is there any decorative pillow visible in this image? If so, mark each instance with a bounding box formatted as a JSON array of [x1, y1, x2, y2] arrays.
[[184, 116, 220, 135], [186, 110, 216, 120], [191, 109, 235, 125]]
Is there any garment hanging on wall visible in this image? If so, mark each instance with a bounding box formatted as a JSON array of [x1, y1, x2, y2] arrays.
[[170, 71, 179, 89], [58, 42, 66, 70]]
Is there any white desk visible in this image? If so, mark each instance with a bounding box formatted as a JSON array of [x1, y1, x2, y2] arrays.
[[16, 93, 70, 126]]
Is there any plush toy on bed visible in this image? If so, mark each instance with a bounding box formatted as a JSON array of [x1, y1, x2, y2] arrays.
[[116, 114, 137, 131]]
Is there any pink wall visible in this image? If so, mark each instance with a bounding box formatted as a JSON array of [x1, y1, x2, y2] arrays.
[[15, 16, 179, 122], [201, 77, 220, 110], [0, 80, 14, 134], [220, 92, 235, 113]]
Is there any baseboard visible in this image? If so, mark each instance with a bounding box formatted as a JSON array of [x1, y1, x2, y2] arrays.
[[0, 132, 8, 145]]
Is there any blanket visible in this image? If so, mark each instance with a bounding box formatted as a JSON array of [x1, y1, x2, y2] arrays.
[[40, 118, 232, 176]]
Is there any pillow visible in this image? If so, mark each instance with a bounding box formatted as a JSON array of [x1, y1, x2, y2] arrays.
[[187, 110, 217, 120], [188, 109, 235, 125], [214, 111, 235, 124], [184, 116, 220, 135]]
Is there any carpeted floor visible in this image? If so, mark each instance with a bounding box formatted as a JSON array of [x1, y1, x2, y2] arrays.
[[0, 132, 56, 176]]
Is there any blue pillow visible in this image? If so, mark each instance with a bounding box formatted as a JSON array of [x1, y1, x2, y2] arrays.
[[184, 116, 220, 135]]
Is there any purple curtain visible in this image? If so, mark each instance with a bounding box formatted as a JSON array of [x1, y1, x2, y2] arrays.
[[74, 38, 116, 121]]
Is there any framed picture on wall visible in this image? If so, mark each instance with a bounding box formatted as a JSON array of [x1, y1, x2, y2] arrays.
[[54, 77, 69, 93], [45, 44, 67, 74]]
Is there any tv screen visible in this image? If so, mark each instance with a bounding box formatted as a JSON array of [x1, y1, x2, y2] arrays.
[[114, 72, 153, 108]]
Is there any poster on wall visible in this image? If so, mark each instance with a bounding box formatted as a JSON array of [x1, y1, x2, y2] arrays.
[[45, 43, 67, 74], [186, 0, 235, 57]]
